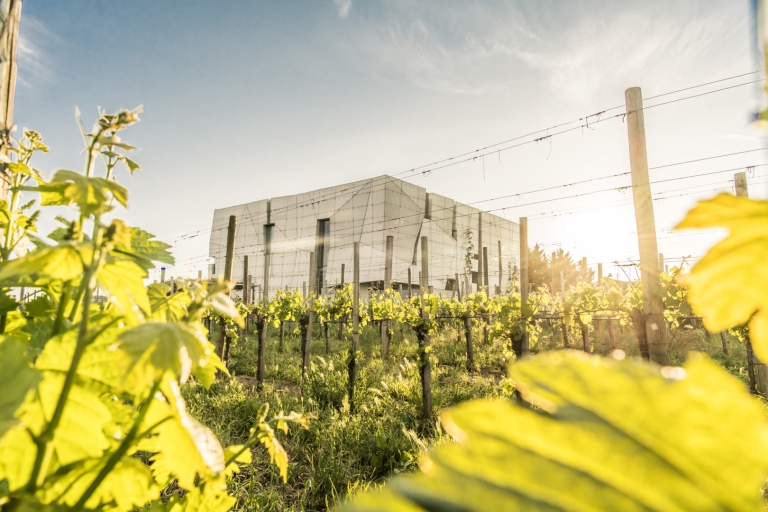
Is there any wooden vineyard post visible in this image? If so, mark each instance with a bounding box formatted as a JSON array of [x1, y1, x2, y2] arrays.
[[498, 240, 503, 296], [607, 319, 616, 350], [455, 273, 462, 300], [658, 253, 664, 273], [408, 267, 412, 299], [160, 267, 166, 284], [242, 255, 249, 341], [339, 263, 345, 340], [598, 263, 603, 281], [301, 252, 315, 379], [720, 331, 729, 355], [477, 212, 483, 292], [381, 235, 394, 358], [464, 314, 474, 371], [581, 323, 589, 353], [217, 215, 237, 364], [483, 247, 490, 294], [514, 217, 530, 360], [419, 236, 433, 418], [258, 226, 272, 385], [733, 172, 767, 393], [625, 87, 669, 365], [0, 0, 21, 201], [348, 242, 360, 410]]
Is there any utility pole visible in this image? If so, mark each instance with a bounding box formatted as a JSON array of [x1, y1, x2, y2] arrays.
[[516, 217, 530, 360], [625, 86, 669, 365], [0, 0, 21, 201]]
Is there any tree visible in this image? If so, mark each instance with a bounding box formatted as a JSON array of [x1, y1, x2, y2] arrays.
[[527, 244, 550, 290], [550, 249, 579, 289]]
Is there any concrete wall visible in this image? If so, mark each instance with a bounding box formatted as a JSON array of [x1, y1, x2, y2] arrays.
[[209, 175, 520, 299]]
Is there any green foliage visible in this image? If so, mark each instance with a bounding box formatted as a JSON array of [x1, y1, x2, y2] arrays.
[[0, 109, 301, 512], [676, 193, 768, 359], [343, 351, 768, 511]]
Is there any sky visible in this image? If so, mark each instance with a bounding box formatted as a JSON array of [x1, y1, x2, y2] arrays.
[[15, 0, 767, 281]]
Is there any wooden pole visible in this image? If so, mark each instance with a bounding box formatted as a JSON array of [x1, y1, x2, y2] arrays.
[[733, 172, 767, 393], [348, 242, 360, 409], [407, 267, 412, 299], [339, 263, 346, 340], [216, 215, 237, 362], [0, 0, 22, 201], [735, 171, 749, 197], [419, 236, 432, 418], [625, 87, 669, 365], [160, 267, 166, 284], [658, 253, 664, 274], [257, 239, 271, 386], [498, 240, 503, 296], [477, 213, 483, 292], [515, 217, 530, 360], [482, 247, 490, 294], [598, 263, 603, 281], [242, 255, 249, 304], [301, 252, 315, 378], [455, 272, 462, 300], [381, 235, 394, 357], [198, 270, 202, 280]]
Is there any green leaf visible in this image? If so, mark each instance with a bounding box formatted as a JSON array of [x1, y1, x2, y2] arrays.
[[0, 243, 86, 285], [0, 426, 37, 492], [149, 481, 236, 512], [116, 322, 224, 384], [138, 387, 226, 490], [41, 457, 159, 510], [223, 444, 252, 476], [96, 258, 151, 322], [0, 338, 40, 438], [23, 296, 55, 318], [48, 170, 129, 216], [148, 284, 191, 322], [675, 194, 768, 359], [343, 351, 768, 511], [114, 227, 174, 270], [0, 291, 20, 314], [19, 372, 112, 466]]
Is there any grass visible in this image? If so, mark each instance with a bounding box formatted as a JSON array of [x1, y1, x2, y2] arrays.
[[183, 319, 747, 511]]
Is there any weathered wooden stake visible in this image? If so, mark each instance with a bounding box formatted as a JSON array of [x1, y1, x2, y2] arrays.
[[301, 252, 315, 379], [498, 240, 503, 296], [483, 246, 490, 293], [408, 267, 412, 299], [381, 235, 394, 358], [339, 263, 346, 340], [514, 217, 530, 360], [216, 215, 237, 362], [348, 242, 360, 409], [607, 319, 616, 350], [419, 236, 433, 418], [0, 0, 22, 201], [477, 212, 483, 292], [625, 86, 669, 365], [598, 263, 603, 281]]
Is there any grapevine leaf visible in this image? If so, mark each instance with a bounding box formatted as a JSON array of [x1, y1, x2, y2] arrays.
[[0, 243, 87, 284], [96, 258, 151, 322], [149, 481, 236, 512], [48, 169, 129, 215], [257, 422, 290, 483], [208, 293, 245, 328], [148, 283, 192, 322], [114, 227, 174, 270], [116, 322, 224, 385], [223, 444, 252, 476], [0, 426, 37, 492], [675, 194, 768, 358], [41, 456, 159, 509], [19, 372, 112, 466], [0, 337, 40, 438], [343, 351, 768, 511], [139, 387, 226, 490]]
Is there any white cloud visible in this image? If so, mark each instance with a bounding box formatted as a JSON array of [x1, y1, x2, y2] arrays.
[[333, 0, 352, 19], [17, 16, 62, 86]]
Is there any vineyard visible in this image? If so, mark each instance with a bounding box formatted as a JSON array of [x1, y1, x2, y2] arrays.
[[4, 2, 768, 510]]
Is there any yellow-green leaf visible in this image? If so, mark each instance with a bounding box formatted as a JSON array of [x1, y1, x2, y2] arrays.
[[96, 258, 151, 322], [0, 243, 86, 284], [343, 351, 768, 511], [0, 337, 40, 438], [0, 426, 37, 492], [675, 194, 768, 358]]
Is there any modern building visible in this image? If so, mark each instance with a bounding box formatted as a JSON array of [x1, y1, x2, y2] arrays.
[[208, 175, 520, 300]]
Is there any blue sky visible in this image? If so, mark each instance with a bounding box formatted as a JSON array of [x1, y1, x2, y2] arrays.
[[16, 0, 766, 280]]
